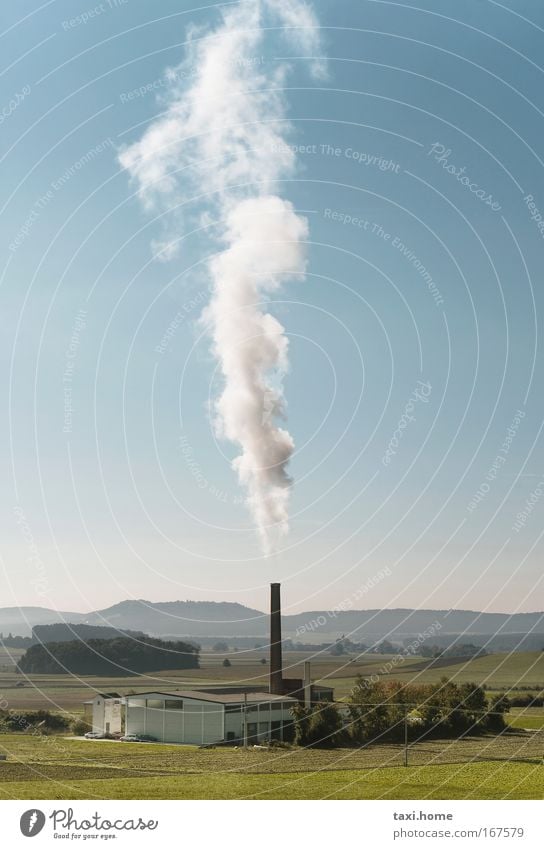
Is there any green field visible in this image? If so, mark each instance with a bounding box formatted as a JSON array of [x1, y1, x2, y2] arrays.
[[0, 732, 542, 800], [2, 650, 542, 714], [0, 762, 540, 800], [506, 708, 544, 731]]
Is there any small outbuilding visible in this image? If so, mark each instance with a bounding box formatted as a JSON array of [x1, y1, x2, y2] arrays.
[[83, 693, 122, 736], [125, 690, 297, 745]]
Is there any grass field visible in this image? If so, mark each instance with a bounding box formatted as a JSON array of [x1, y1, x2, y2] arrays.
[[506, 708, 544, 731], [0, 762, 539, 800], [1, 650, 542, 713], [0, 732, 542, 800]]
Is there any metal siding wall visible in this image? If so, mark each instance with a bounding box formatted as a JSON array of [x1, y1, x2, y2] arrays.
[[164, 710, 184, 743], [201, 703, 223, 744], [183, 703, 203, 744], [126, 706, 145, 735], [144, 708, 165, 741]]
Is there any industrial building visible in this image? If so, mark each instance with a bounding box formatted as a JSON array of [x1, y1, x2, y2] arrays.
[[84, 583, 334, 744], [125, 690, 297, 744], [83, 693, 122, 736]]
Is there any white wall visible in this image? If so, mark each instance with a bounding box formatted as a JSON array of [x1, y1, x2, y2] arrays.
[[126, 694, 223, 744], [125, 695, 295, 744], [92, 697, 122, 735]]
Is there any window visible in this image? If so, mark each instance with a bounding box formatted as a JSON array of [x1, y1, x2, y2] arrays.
[[225, 704, 241, 713], [247, 723, 257, 735], [146, 699, 163, 709], [271, 703, 281, 711], [165, 700, 183, 710], [258, 722, 268, 734]]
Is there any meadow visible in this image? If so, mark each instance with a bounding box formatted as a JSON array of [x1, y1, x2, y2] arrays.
[[0, 730, 542, 800]]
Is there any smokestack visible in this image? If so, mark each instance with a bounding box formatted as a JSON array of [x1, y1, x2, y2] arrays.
[[270, 582, 283, 695]]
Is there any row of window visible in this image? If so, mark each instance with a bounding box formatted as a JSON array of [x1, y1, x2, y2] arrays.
[[128, 699, 183, 710], [127, 698, 293, 712], [224, 702, 293, 713]]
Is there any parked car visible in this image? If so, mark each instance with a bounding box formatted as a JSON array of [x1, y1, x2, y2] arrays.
[[84, 731, 103, 739], [120, 734, 142, 742]]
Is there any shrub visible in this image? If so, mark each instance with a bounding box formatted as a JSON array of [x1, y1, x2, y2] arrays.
[[71, 718, 91, 736], [0, 709, 71, 733], [292, 702, 346, 748]]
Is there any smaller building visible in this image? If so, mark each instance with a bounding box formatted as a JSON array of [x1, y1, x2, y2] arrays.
[[83, 693, 122, 736], [125, 690, 297, 745]]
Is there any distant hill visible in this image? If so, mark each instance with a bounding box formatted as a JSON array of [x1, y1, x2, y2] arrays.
[[0, 607, 85, 637], [2, 601, 543, 646]]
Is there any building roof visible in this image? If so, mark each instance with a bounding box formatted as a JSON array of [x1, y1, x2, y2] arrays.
[[82, 692, 121, 704], [129, 690, 297, 705]]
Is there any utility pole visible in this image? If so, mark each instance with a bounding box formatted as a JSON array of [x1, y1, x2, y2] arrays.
[[243, 693, 248, 749], [403, 707, 408, 768]]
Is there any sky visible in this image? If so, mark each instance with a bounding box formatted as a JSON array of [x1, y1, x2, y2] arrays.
[[1, 0, 543, 617]]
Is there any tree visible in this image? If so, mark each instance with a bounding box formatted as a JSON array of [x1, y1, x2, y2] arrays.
[[260, 658, 267, 665], [17, 636, 199, 676], [212, 641, 228, 652], [222, 658, 231, 667], [291, 702, 346, 748]]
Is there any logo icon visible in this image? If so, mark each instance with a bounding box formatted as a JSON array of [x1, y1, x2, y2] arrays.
[[20, 810, 46, 837]]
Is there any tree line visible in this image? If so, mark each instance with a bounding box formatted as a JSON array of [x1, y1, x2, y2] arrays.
[[17, 636, 200, 675], [291, 677, 510, 747]]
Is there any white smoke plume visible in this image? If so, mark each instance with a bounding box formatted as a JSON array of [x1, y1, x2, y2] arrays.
[[119, 0, 324, 554]]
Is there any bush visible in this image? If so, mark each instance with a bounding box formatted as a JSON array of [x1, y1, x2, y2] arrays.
[[292, 702, 347, 748], [349, 677, 502, 742], [71, 718, 91, 736], [0, 709, 71, 733], [222, 658, 231, 667]]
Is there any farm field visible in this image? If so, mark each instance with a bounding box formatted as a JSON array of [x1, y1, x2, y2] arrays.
[[0, 647, 24, 670], [0, 651, 419, 712], [0, 732, 542, 800], [1, 650, 542, 713], [506, 708, 544, 731]]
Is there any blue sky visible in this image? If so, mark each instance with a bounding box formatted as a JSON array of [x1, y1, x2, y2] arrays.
[[1, 0, 543, 616]]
